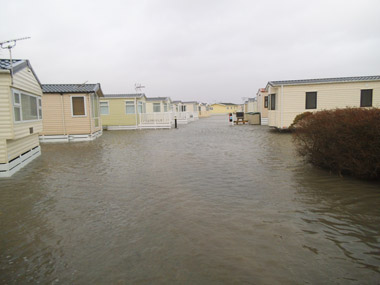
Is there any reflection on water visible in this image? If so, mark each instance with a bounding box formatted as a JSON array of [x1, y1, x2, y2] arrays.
[[1, 116, 379, 284]]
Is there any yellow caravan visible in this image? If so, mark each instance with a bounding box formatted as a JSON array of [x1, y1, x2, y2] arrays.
[[266, 76, 380, 129], [100, 93, 149, 130], [40, 84, 104, 142], [210, 103, 239, 115], [0, 59, 43, 177]]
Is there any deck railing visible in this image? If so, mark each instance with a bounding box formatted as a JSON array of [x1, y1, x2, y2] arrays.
[[140, 112, 174, 125]]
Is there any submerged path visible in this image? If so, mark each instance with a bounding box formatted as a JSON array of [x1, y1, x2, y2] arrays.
[[1, 116, 379, 284]]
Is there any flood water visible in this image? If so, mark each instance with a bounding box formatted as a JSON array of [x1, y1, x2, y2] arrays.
[[1, 116, 379, 284]]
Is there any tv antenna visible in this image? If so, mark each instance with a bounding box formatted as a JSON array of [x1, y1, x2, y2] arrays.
[[135, 83, 145, 93], [0, 37, 31, 84], [78, 80, 88, 87]]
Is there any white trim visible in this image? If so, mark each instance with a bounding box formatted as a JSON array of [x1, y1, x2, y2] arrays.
[[39, 130, 102, 143], [70, 95, 87, 117], [100, 101, 109, 115], [107, 125, 139, 130], [0, 146, 41, 178], [107, 125, 172, 130]]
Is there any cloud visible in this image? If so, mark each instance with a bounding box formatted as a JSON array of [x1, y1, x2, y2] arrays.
[[1, 0, 380, 103]]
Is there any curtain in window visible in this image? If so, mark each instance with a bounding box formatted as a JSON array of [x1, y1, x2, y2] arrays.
[[72, 97, 85, 116]]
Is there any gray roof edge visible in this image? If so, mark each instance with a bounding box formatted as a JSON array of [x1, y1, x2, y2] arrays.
[[94, 83, 104, 97], [103, 93, 145, 98], [267, 75, 380, 87], [42, 83, 99, 94], [146, 97, 171, 101]]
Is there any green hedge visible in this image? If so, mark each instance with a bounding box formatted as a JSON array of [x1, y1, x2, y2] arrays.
[[292, 108, 380, 180]]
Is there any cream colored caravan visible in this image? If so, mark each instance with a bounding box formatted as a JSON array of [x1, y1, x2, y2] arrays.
[[256, 88, 268, 125], [40, 84, 104, 142], [266, 76, 380, 129], [0, 59, 43, 177]]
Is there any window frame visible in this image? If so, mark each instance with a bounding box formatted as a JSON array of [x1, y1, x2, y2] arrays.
[[264, 96, 268, 108], [153, 103, 161, 113], [100, 101, 109, 115], [12, 89, 42, 123], [38, 97, 42, 119], [305, 91, 317, 110], [70, 95, 87, 117], [137, 101, 146, 114], [125, 101, 135, 114], [360, 89, 373, 107], [269, 94, 276, 110]]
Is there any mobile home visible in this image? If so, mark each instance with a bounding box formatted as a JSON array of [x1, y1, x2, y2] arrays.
[[266, 76, 380, 129], [244, 98, 258, 113], [172, 100, 190, 124], [256, 88, 268, 125], [100, 93, 148, 130], [182, 101, 199, 121], [198, 103, 211, 118], [0, 59, 42, 177], [210, 103, 239, 115], [40, 84, 104, 142]]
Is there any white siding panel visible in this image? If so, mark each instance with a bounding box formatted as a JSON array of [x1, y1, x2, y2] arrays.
[[7, 134, 39, 162], [12, 68, 43, 96], [13, 121, 43, 139], [0, 74, 13, 138], [0, 139, 7, 163]]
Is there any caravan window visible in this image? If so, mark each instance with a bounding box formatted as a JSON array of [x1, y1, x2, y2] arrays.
[[100, 101, 109, 115], [264, 96, 268, 108], [305, 92, 317, 109], [12, 90, 43, 122], [269, 94, 276, 110], [153, 103, 161, 112], [360, 89, 373, 107], [71, 96, 86, 116], [125, 101, 135, 114]]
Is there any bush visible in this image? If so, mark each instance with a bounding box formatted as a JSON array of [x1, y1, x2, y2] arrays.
[[289, 111, 313, 130], [293, 108, 380, 180]]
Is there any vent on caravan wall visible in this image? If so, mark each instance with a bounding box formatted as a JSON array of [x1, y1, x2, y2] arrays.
[[29, 127, 33, 134]]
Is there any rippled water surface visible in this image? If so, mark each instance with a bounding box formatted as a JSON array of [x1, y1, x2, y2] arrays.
[[1, 116, 380, 284]]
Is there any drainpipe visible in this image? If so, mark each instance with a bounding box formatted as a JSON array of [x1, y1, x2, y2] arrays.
[[135, 97, 138, 129], [88, 93, 93, 135], [60, 93, 67, 136], [280, 85, 284, 129]]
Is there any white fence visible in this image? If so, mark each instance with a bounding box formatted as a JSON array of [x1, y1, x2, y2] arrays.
[[139, 111, 199, 128], [140, 112, 174, 128]]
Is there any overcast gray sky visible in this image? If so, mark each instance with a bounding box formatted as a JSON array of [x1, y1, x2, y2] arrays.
[[2, 0, 380, 103]]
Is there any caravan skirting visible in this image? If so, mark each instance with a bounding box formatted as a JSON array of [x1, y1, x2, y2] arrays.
[[39, 130, 103, 143], [0, 146, 41, 178], [106, 124, 173, 130]]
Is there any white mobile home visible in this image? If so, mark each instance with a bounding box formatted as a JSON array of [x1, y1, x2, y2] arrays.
[[0, 59, 43, 177], [256, 88, 268, 125], [266, 76, 380, 129], [182, 101, 199, 121]]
